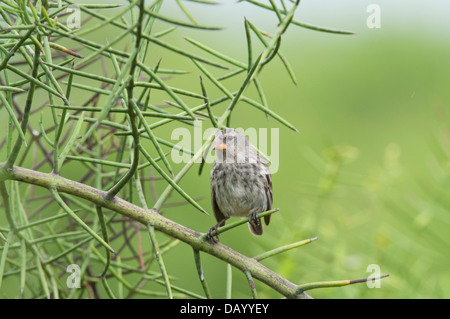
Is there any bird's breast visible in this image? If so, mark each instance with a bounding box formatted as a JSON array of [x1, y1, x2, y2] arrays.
[[211, 163, 266, 218]]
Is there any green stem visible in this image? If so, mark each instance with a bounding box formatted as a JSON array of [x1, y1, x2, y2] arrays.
[[105, 0, 145, 200], [200, 209, 279, 240], [147, 223, 173, 299], [199, 76, 219, 128], [0, 27, 35, 71], [244, 270, 257, 299], [253, 236, 318, 261], [0, 163, 312, 299], [226, 263, 232, 299], [49, 187, 115, 254], [296, 274, 390, 293], [96, 206, 111, 277], [0, 231, 14, 290], [5, 41, 40, 170], [193, 249, 212, 298]]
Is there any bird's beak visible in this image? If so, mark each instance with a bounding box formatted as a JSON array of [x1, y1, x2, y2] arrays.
[[213, 142, 227, 150]]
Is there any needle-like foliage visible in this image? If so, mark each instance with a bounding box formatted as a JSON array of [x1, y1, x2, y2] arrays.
[[0, 0, 387, 299]]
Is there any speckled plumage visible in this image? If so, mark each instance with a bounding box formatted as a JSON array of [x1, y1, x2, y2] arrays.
[[208, 129, 273, 241]]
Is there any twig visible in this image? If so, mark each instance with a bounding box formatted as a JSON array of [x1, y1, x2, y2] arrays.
[[147, 223, 173, 299], [296, 274, 390, 293], [0, 163, 313, 298], [253, 237, 318, 261], [193, 249, 212, 298]]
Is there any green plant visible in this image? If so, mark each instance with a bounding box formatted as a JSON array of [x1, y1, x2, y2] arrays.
[[0, 0, 387, 299]]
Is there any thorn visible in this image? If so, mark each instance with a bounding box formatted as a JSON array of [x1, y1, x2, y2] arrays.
[[202, 210, 210, 216], [349, 273, 390, 285]]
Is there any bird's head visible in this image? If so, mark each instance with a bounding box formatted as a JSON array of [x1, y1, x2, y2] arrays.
[[212, 128, 252, 163]]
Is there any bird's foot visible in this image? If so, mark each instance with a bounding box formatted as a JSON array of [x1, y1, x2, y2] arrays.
[[206, 224, 220, 243], [249, 211, 261, 225], [206, 218, 228, 243]]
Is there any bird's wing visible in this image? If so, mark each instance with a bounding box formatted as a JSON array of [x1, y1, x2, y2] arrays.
[[211, 186, 227, 226], [211, 163, 227, 225], [263, 162, 273, 226]]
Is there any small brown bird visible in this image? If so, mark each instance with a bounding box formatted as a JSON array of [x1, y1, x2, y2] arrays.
[[207, 128, 273, 242]]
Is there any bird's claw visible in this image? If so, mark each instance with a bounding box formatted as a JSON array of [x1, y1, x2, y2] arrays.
[[206, 225, 220, 243], [249, 211, 261, 225]]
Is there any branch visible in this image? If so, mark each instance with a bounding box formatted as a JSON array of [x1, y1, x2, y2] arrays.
[[0, 162, 311, 299]]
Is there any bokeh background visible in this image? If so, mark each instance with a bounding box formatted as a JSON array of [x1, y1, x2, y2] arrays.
[[153, 0, 450, 299], [1, 0, 449, 298]]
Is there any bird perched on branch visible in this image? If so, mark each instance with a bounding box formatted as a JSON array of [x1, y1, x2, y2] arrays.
[[207, 128, 273, 242]]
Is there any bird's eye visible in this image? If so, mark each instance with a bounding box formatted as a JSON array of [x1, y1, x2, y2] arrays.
[[225, 135, 233, 141]]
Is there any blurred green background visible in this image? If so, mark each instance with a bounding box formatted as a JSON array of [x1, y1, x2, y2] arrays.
[[2, 0, 450, 299], [152, 0, 450, 299]]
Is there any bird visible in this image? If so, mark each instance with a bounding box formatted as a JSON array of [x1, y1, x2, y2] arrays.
[[207, 128, 273, 242]]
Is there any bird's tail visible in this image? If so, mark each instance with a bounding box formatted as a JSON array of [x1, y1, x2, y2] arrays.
[[248, 219, 263, 236]]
